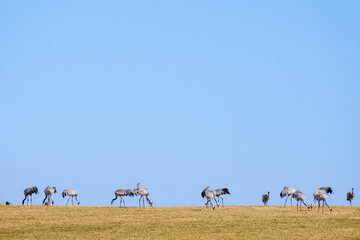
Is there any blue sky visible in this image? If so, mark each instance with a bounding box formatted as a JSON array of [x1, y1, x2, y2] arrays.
[[1, 1, 359, 207]]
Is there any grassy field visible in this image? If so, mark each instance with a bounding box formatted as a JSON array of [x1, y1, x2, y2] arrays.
[[0, 205, 359, 239]]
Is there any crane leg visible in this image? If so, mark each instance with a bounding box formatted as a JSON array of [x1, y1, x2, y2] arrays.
[[210, 198, 215, 210], [324, 200, 332, 212], [297, 201, 299, 212], [284, 195, 289, 206]]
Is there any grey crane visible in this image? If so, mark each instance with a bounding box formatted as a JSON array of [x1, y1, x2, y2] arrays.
[[347, 188, 355, 206], [201, 186, 219, 209], [22, 186, 39, 205], [280, 186, 296, 206], [262, 191, 270, 206], [134, 183, 153, 207], [43, 186, 57, 205], [214, 188, 230, 207], [62, 189, 80, 206], [309, 187, 333, 213], [111, 189, 135, 207], [291, 190, 308, 212]]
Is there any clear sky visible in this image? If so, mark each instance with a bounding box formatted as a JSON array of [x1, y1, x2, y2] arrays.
[[1, 1, 359, 207]]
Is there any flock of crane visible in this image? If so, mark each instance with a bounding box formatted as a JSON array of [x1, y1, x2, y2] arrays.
[[0, 184, 355, 212], [1, 183, 152, 207], [264, 186, 355, 213], [202, 186, 355, 212], [19, 186, 80, 206]]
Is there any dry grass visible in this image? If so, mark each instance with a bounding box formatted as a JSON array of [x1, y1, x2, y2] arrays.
[[0, 205, 359, 239]]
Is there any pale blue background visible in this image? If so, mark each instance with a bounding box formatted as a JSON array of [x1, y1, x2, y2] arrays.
[[1, 1, 359, 207]]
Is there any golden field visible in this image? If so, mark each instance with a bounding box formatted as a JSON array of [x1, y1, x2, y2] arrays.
[[0, 205, 359, 239]]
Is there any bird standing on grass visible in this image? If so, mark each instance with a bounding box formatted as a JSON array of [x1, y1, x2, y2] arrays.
[[308, 187, 333, 213], [262, 191, 270, 206], [111, 189, 135, 207], [347, 188, 355, 206], [62, 189, 80, 206], [134, 183, 153, 207], [215, 188, 230, 207], [201, 186, 219, 210], [280, 187, 296, 206], [292, 190, 308, 212], [43, 186, 57, 205], [22, 187, 39, 205]]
